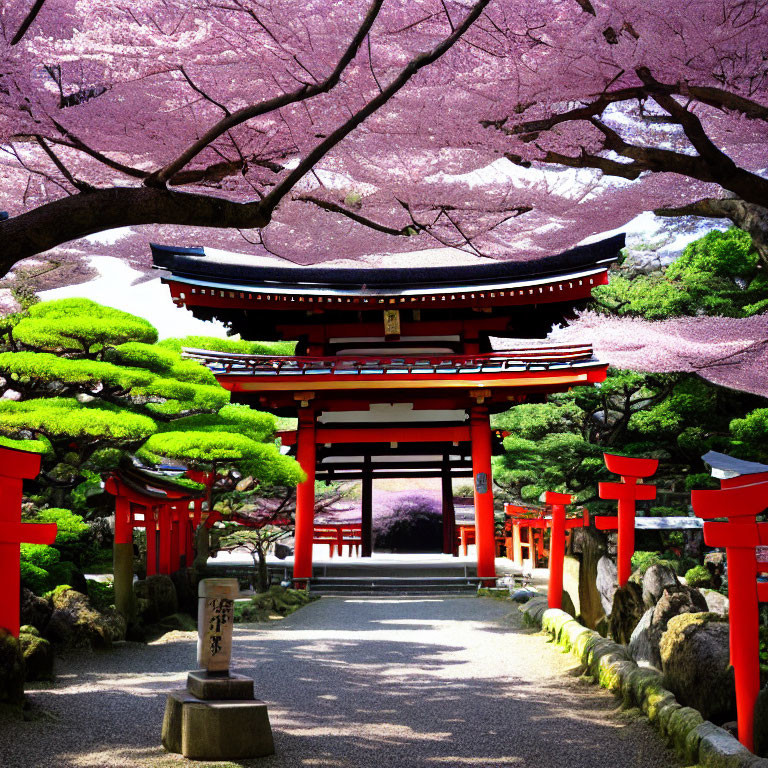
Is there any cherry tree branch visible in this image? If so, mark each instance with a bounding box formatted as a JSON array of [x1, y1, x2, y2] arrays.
[[35, 136, 94, 193], [146, 0, 386, 186], [10, 0, 47, 45], [491, 70, 768, 209], [260, 0, 492, 216], [295, 194, 421, 236], [0, 0, 490, 275]]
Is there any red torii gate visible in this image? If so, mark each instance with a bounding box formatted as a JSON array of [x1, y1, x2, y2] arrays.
[[0, 445, 57, 637], [105, 468, 208, 619], [539, 492, 590, 609], [692, 477, 768, 752], [595, 453, 658, 587]]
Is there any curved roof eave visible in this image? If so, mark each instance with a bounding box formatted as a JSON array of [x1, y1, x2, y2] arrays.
[[150, 233, 625, 291]]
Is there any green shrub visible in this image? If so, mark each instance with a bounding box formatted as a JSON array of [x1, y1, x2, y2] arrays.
[[631, 550, 679, 576], [86, 579, 115, 611], [684, 565, 712, 588], [30, 508, 92, 565], [20, 544, 60, 594]]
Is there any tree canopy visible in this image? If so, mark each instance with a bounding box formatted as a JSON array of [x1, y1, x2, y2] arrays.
[[1, 0, 767, 274], [593, 228, 768, 320], [0, 297, 301, 502]]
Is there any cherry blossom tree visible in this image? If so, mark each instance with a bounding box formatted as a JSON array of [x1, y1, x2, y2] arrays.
[[1, 0, 767, 274], [0, 0, 491, 275], [473, 0, 768, 260]]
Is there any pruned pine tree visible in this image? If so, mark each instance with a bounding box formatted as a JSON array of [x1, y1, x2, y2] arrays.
[[0, 298, 302, 505]]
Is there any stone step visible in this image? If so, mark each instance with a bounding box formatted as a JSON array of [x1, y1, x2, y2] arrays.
[[308, 576, 483, 595]]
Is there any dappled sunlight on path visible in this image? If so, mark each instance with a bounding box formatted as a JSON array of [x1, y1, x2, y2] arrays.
[[0, 597, 682, 768]]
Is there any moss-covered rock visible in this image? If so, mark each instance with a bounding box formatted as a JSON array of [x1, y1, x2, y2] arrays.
[[134, 575, 178, 622], [0, 628, 25, 707], [609, 581, 645, 644], [20, 588, 52, 632], [234, 587, 316, 623], [666, 706, 705, 762], [101, 606, 127, 643], [660, 612, 735, 722], [520, 596, 549, 627], [19, 627, 54, 681], [45, 586, 116, 650]]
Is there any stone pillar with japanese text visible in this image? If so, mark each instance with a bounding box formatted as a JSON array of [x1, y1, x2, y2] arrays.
[[162, 577, 274, 760], [197, 578, 237, 673]]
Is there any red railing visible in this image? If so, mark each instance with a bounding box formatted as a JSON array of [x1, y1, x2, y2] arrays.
[[182, 344, 596, 377]]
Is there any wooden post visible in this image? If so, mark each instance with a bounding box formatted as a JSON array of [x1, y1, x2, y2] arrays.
[[0, 446, 56, 637], [441, 461, 456, 555], [293, 408, 316, 583], [470, 405, 496, 584], [361, 457, 373, 558]]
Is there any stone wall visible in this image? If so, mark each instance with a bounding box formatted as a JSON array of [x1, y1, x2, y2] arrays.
[[520, 596, 768, 768]]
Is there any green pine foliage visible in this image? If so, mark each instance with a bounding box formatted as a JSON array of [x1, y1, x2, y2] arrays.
[[730, 408, 768, 463], [158, 335, 295, 356], [592, 227, 767, 319], [25, 508, 93, 565], [0, 299, 302, 511], [493, 366, 764, 508], [13, 299, 158, 352]]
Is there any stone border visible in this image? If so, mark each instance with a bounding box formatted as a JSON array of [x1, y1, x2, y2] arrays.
[[520, 596, 768, 768]]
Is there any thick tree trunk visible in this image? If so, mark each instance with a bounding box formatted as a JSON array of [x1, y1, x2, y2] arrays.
[[655, 198, 768, 266], [256, 549, 269, 593], [0, 186, 270, 277]]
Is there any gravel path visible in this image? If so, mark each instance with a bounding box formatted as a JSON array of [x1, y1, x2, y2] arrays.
[[0, 597, 683, 768]]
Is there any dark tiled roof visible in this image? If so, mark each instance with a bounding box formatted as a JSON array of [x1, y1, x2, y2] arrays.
[[151, 234, 624, 290]]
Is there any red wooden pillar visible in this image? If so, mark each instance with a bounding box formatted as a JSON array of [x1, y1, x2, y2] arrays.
[[113, 495, 135, 620], [158, 504, 172, 575], [185, 507, 195, 565], [692, 480, 768, 752], [293, 408, 316, 583], [470, 405, 496, 583], [595, 453, 658, 587], [169, 507, 180, 572], [176, 505, 188, 568], [544, 492, 572, 609], [145, 509, 157, 577], [0, 446, 56, 637]]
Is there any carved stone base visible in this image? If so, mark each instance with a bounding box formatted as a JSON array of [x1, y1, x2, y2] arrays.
[[162, 679, 274, 760]]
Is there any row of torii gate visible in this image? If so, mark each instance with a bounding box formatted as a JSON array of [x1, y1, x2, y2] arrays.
[[4, 441, 768, 751]]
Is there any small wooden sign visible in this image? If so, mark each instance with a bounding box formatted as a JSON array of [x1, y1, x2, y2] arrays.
[[383, 309, 401, 337]]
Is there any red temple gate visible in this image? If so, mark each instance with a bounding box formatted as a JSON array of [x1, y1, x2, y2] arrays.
[[153, 234, 623, 586], [105, 465, 207, 618], [0, 445, 57, 637]]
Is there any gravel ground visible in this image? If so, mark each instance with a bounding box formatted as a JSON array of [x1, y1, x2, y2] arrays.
[[0, 597, 683, 768]]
